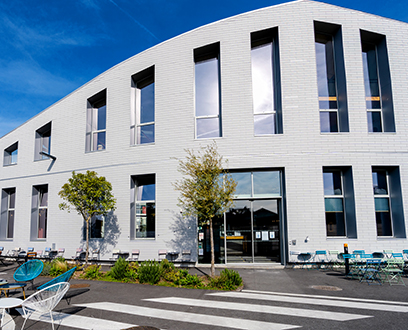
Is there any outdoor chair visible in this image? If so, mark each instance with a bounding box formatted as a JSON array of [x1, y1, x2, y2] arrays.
[[127, 249, 140, 262], [383, 249, 394, 259], [312, 250, 327, 269], [35, 250, 43, 259], [109, 249, 121, 263], [14, 259, 44, 289], [72, 248, 83, 261], [287, 251, 300, 268], [298, 252, 313, 269], [382, 259, 405, 286], [392, 253, 404, 259], [43, 247, 52, 260], [181, 250, 191, 263], [353, 250, 365, 258], [403, 250, 408, 261], [158, 250, 167, 261], [360, 259, 383, 285], [21, 282, 70, 330], [89, 249, 100, 263], [328, 250, 341, 269], [54, 248, 65, 259], [38, 267, 77, 290]]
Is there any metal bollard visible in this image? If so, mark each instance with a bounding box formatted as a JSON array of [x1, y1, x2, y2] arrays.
[[344, 243, 349, 275]]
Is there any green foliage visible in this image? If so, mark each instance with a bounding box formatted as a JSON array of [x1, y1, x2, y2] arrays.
[[138, 260, 162, 284], [173, 143, 236, 223], [174, 269, 203, 288], [82, 265, 102, 280], [49, 259, 68, 276], [210, 269, 243, 290], [108, 257, 129, 280], [160, 259, 175, 273], [58, 170, 116, 263], [41, 262, 52, 276]]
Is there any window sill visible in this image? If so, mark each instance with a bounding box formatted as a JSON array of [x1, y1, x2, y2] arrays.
[[3, 163, 17, 167], [320, 132, 350, 135], [132, 237, 156, 240], [368, 132, 396, 135], [326, 236, 355, 239], [194, 137, 223, 141], [85, 149, 107, 154], [131, 142, 155, 147], [377, 236, 403, 239]]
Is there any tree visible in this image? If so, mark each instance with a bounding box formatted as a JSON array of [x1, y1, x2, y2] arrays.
[[58, 170, 116, 265], [173, 143, 236, 276]]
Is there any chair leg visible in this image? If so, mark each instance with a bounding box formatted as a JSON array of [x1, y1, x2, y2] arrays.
[[21, 310, 29, 330], [50, 311, 55, 330]]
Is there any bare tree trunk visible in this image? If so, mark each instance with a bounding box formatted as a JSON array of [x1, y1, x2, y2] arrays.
[[210, 218, 215, 277], [85, 218, 90, 266]]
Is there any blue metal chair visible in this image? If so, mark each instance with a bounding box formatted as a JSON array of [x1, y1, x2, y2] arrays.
[[38, 267, 77, 290], [14, 259, 44, 289]]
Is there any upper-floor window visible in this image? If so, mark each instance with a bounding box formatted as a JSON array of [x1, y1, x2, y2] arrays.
[[130, 174, 155, 239], [372, 167, 405, 238], [361, 30, 395, 133], [131, 66, 155, 145], [194, 42, 222, 139], [251, 27, 282, 135], [86, 90, 107, 152], [314, 22, 349, 133], [323, 167, 357, 238], [34, 122, 51, 161], [3, 142, 18, 166], [31, 184, 48, 239], [0, 188, 15, 239]]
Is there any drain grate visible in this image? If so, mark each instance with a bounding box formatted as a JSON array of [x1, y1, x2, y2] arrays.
[[310, 285, 342, 291]]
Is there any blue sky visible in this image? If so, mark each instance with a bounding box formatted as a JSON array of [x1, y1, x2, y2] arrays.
[[0, 0, 407, 138]]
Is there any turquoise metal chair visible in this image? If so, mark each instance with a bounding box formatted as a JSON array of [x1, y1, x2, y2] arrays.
[[38, 267, 77, 290], [14, 259, 44, 288]]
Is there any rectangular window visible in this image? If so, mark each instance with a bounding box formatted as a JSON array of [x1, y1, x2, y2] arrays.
[[86, 89, 107, 152], [34, 122, 51, 160], [194, 42, 222, 139], [84, 215, 104, 239], [323, 167, 356, 238], [30, 184, 48, 240], [372, 167, 405, 238], [251, 28, 282, 135], [0, 188, 15, 239], [131, 174, 155, 238], [361, 30, 395, 133], [315, 22, 349, 133], [3, 142, 18, 166], [131, 66, 155, 145]]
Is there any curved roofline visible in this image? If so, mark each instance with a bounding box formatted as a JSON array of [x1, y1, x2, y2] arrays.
[[2, 0, 406, 139]]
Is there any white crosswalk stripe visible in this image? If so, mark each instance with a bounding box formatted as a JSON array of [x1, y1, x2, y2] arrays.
[[20, 289, 407, 329], [209, 291, 408, 312], [144, 296, 371, 321], [75, 302, 300, 330], [18, 309, 135, 330]]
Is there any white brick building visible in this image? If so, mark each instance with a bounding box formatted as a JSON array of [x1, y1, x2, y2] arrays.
[[1, 0, 408, 265]]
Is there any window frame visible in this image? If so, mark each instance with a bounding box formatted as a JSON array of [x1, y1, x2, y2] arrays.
[[194, 42, 222, 140], [361, 30, 395, 133], [372, 169, 393, 237], [130, 174, 156, 239], [250, 27, 282, 136], [0, 188, 15, 240], [34, 122, 52, 161], [314, 21, 349, 134], [131, 66, 155, 145], [86, 89, 107, 152], [3, 142, 18, 166]]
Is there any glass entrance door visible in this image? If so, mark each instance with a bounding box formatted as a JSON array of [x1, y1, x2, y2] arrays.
[[253, 200, 280, 262], [226, 199, 280, 263], [226, 201, 252, 263]]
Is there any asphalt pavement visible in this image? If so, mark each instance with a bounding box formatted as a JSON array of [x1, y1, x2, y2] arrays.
[[0, 263, 407, 329]]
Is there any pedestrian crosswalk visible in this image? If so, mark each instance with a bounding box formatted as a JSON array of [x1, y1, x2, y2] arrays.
[[17, 289, 408, 329]]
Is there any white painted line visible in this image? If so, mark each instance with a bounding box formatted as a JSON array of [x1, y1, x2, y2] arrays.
[[208, 292, 408, 313], [242, 289, 408, 306], [144, 297, 371, 321], [75, 302, 301, 330], [20, 310, 135, 330]]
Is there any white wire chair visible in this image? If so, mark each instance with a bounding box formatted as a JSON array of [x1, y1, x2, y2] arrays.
[[21, 282, 70, 330]]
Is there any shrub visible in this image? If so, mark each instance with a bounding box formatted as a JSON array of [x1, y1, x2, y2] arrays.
[[83, 264, 102, 280], [50, 259, 68, 276], [160, 259, 175, 274], [41, 262, 52, 276], [108, 257, 129, 280], [174, 270, 202, 288], [138, 260, 162, 284], [210, 269, 242, 290]]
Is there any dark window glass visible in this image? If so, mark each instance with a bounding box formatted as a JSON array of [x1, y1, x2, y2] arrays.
[[367, 111, 382, 133], [320, 112, 338, 133]]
